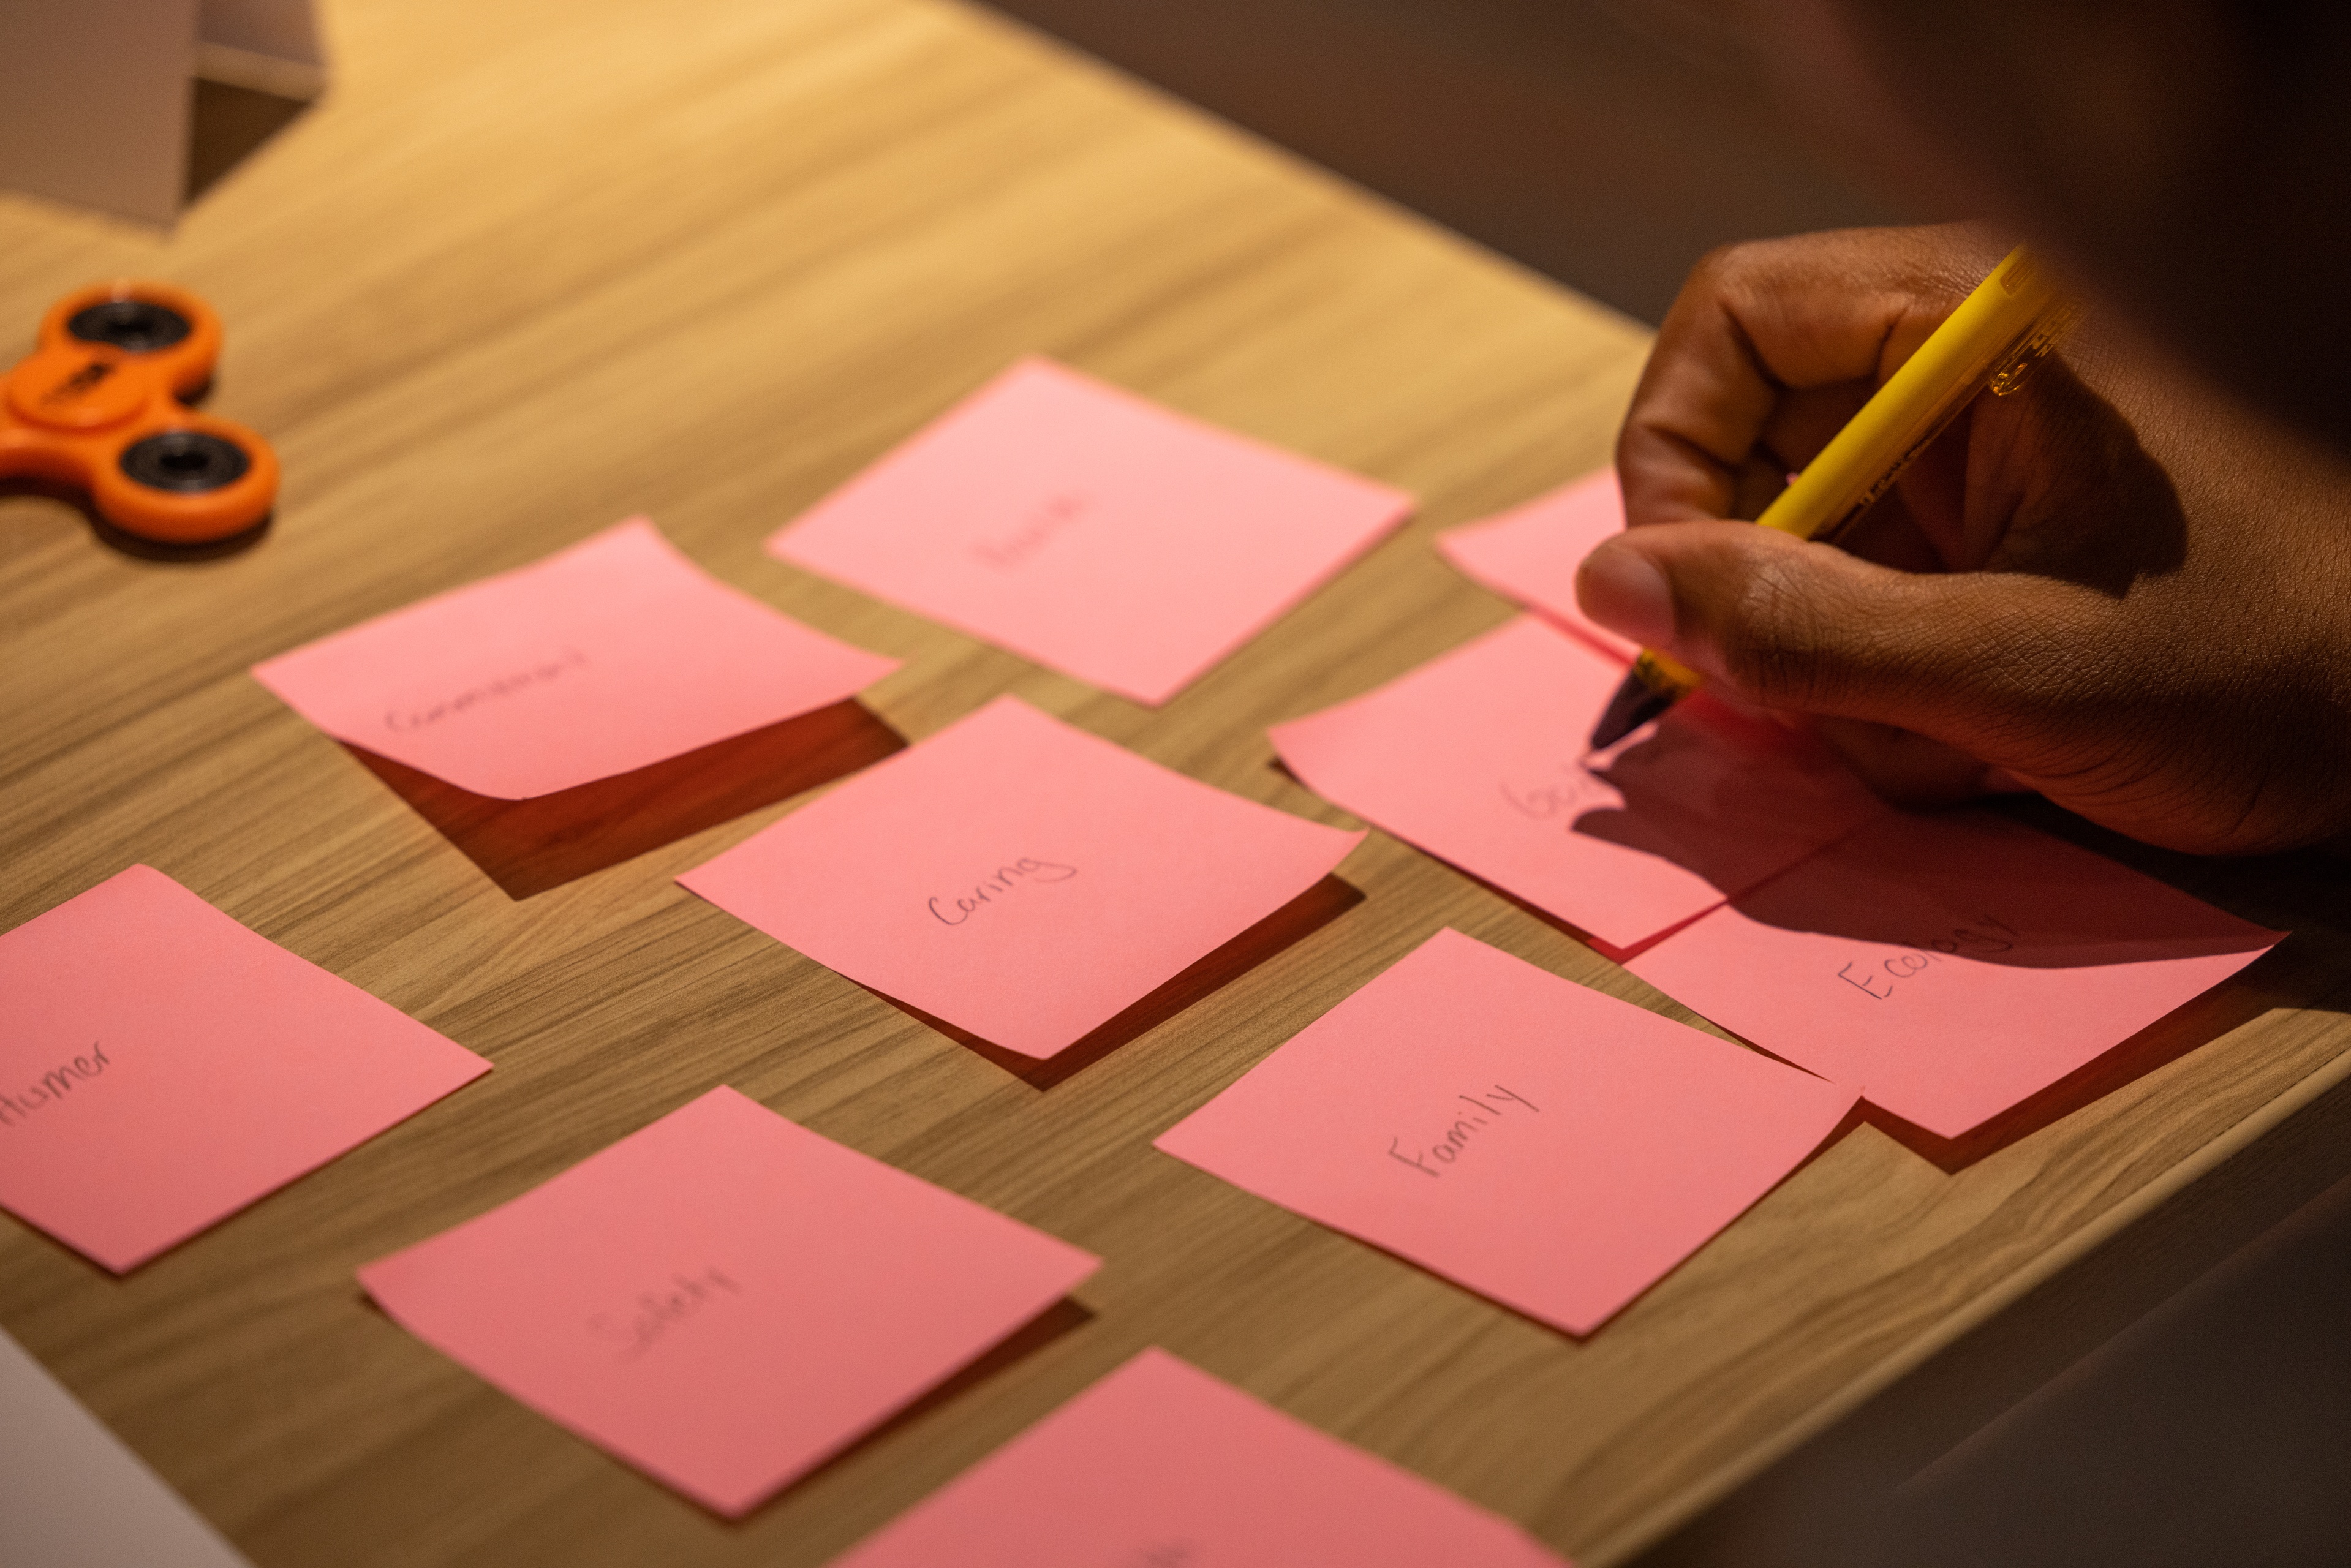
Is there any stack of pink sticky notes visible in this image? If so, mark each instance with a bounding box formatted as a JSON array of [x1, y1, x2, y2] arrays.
[[1436, 468, 1635, 660], [359, 1087, 1097, 1517], [768, 358, 1416, 705], [831, 1349, 1569, 1567], [1157, 929, 1855, 1336], [1270, 616, 1888, 956], [0, 866, 489, 1273], [252, 518, 899, 800], [1626, 810, 2284, 1139], [680, 697, 1363, 1061]]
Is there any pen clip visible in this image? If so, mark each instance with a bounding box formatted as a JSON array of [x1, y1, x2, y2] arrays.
[[1987, 300, 2085, 397]]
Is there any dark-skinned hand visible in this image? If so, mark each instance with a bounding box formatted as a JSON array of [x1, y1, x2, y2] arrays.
[[1575, 223, 2351, 854]]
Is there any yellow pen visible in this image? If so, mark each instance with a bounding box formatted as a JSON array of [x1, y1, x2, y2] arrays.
[[1588, 243, 2082, 748]]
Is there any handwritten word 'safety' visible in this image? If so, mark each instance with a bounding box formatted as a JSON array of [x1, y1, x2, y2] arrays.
[[383, 648, 589, 734], [928, 857, 1079, 927], [1389, 1085, 1539, 1178], [1837, 913, 2020, 1001], [589, 1265, 742, 1362], [0, 1041, 110, 1129]]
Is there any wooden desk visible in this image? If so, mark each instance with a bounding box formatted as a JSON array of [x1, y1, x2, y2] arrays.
[[4, 2, 2348, 1563]]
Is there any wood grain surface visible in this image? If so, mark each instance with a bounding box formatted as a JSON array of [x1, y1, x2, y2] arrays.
[[2, 2, 2347, 1564]]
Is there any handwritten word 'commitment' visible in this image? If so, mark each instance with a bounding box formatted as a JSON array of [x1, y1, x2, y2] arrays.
[[1836, 913, 2020, 1001], [929, 856, 1079, 926], [1389, 1085, 1541, 1178], [383, 648, 589, 733], [587, 1265, 742, 1362], [0, 1041, 110, 1131], [970, 492, 1089, 570]]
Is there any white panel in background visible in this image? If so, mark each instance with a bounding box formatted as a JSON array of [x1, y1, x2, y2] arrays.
[[198, 0, 328, 99], [0, 1325, 255, 1568]]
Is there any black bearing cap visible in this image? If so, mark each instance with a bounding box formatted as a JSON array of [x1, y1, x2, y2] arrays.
[[68, 298, 192, 353], [120, 431, 250, 494]]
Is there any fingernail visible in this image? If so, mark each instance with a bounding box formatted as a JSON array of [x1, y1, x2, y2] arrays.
[[1576, 541, 1676, 648], [1978, 767, 2034, 796]]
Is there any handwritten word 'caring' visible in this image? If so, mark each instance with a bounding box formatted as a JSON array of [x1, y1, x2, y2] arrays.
[[588, 1265, 742, 1362], [1836, 913, 2020, 1001], [1389, 1085, 1540, 1177], [928, 856, 1079, 926], [383, 648, 589, 733], [971, 492, 1090, 570], [0, 1041, 110, 1130]]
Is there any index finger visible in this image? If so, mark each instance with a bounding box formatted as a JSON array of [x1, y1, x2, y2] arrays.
[[1617, 225, 1993, 529]]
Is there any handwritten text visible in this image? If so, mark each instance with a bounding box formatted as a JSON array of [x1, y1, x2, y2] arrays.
[[0, 1041, 110, 1130], [1836, 913, 2020, 1001], [929, 856, 1079, 926], [1389, 1085, 1540, 1177], [972, 492, 1089, 570], [588, 1266, 743, 1362], [384, 648, 589, 733]]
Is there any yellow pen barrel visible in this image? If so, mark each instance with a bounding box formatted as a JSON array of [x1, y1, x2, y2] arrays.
[[1755, 246, 2068, 543]]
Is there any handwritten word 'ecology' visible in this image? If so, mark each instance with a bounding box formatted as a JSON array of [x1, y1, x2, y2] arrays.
[[928, 857, 1079, 927], [1388, 1085, 1541, 1178], [588, 1265, 742, 1362], [0, 1041, 111, 1131], [383, 648, 590, 733], [1836, 913, 2020, 1001]]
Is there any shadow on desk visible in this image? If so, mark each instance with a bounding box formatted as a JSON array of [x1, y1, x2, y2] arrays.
[[347, 699, 905, 899], [868, 873, 1366, 1089]]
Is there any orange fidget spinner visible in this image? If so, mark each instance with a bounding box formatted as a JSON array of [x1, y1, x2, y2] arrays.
[[1, 281, 279, 547]]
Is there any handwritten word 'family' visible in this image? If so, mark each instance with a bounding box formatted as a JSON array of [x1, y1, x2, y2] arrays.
[[928, 857, 1079, 926], [383, 649, 589, 733], [0, 1041, 110, 1131], [1836, 913, 2021, 1001], [1498, 763, 1612, 824], [587, 1265, 742, 1362], [1389, 1085, 1540, 1178], [970, 492, 1090, 570]]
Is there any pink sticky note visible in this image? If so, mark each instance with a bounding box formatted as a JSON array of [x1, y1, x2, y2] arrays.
[[0, 866, 489, 1273], [832, 1348, 1568, 1567], [1626, 810, 2283, 1139], [1436, 469, 1636, 660], [1269, 616, 1887, 955], [1157, 930, 1853, 1335], [252, 518, 899, 799], [679, 697, 1363, 1058], [358, 1087, 1098, 1517], [768, 358, 1415, 705]]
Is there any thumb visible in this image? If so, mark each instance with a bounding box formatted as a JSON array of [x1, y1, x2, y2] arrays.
[[1574, 521, 2062, 733]]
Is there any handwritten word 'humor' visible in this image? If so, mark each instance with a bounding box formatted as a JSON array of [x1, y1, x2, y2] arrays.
[[928, 857, 1079, 926], [972, 492, 1089, 570], [383, 648, 589, 733], [1836, 913, 2020, 1001], [587, 1266, 742, 1362], [1389, 1085, 1541, 1177], [0, 1041, 110, 1130]]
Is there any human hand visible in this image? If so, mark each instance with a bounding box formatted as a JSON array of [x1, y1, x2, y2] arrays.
[[1574, 223, 2351, 854]]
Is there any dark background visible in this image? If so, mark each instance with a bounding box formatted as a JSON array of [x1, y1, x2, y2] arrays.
[[978, 0, 1903, 323]]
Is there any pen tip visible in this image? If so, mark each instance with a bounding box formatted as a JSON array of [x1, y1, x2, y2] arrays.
[[1588, 671, 1677, 750]]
